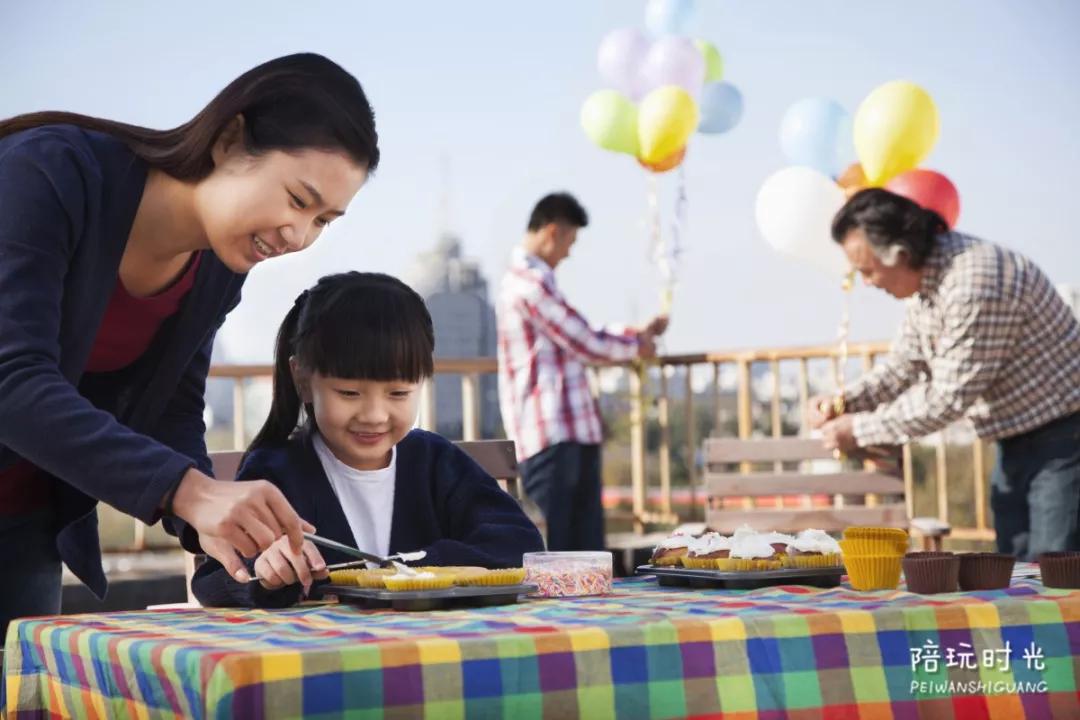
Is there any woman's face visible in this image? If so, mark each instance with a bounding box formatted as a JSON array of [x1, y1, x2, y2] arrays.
[[194, 141, 368, 273]]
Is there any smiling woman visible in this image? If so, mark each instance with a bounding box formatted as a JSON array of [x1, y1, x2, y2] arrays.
[[0, 53, 379, 639]]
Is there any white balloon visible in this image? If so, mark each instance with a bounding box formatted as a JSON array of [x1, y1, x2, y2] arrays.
[[755, 166, 851, 277]]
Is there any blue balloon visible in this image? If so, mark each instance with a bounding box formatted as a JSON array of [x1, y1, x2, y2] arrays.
[[645, 0, 695, 36], [698, 82, 743, 135], [778, 98, 853, 177]]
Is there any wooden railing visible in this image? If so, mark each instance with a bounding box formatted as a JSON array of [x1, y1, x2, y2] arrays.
[[116, 341, 996, 551]]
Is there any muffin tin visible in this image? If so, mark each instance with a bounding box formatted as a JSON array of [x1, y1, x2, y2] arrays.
[[638, 564, 845, 590], [318, 582, 539, 611]]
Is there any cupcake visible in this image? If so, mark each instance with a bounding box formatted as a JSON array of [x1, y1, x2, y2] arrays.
[[761, 531, 797, 557], [957, 553, 1015, 591], [728, 534, 783, 571], [1038, 551, 1080, 589], [383, 570, 456, 592], [784, 529, 843, 569], [454, 568, 528, 586], [650, 530, 694, 567], [902, 552, 959, 594], [684, 532, 733, 569]]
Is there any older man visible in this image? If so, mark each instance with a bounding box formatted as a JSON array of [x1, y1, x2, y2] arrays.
[[810, 188, 1080, 561]]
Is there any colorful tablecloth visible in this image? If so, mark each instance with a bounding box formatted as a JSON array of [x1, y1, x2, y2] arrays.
[[5, 574, 1080, 719]]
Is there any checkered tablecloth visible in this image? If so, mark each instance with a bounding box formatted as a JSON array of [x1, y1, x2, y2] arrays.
[[5, 572, 1079, 719]]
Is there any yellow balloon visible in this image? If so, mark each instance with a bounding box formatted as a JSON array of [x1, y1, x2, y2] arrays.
[[694, 39, 724, 83], [638, 86, 699, 164], [854, 80, 940, 185], [581, 90, 640, 156]]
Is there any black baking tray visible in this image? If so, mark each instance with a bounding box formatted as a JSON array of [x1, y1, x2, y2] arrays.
[[317, 583, 538, 611], [637, 564, 845, 589]]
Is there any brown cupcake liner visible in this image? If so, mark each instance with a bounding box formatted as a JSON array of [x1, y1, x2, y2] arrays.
[[1038, 551, 1080, 589], [957, 553, 1015, 591], [902, 555, 960, 594]]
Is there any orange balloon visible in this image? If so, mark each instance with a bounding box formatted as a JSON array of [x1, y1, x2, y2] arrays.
[[638, 146, 686, 173], [836, 162, 867, 198]]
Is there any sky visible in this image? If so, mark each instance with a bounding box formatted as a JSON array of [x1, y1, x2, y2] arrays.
[[5, 1, 1079, 362]]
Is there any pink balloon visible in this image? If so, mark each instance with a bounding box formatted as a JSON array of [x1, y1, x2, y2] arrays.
[[640, 36, 705, 96], [597, 28, 651, 100], [885, 169, 961, 228]]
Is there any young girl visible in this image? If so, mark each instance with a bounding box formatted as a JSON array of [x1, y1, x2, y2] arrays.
[[0, 53, 378, 635], [193, 272, 544, 607]]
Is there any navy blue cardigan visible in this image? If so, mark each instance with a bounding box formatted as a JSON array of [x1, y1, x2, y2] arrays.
[[192, 429, 545, 607], [0, 125, 246, 598]]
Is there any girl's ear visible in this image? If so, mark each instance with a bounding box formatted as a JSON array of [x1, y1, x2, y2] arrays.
[[289, 356, 314, 403]]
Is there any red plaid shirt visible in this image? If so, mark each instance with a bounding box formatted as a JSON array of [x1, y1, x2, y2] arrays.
[[497, 249, 641, 461]]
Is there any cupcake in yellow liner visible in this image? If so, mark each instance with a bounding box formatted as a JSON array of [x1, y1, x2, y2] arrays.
[[454, 568, 527, 586], [760, 531, 796, 559], [383, 571, 456, 592], [650, 530, 694, 567], [327, 569, 364, 585], [683, 532, 732, 569], [355, 569, 396, 589], [845, 555, 903, 591], [784, 529, 844, 569], [728, 533, 783, 571]]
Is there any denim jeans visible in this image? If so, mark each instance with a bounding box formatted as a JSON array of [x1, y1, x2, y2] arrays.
[[520, 442, 605, 552], [990, 411, 1080, 561], [0, 510, 62, 642]]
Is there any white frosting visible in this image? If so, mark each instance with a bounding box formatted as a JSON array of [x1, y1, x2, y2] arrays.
[[657, 534, 692, 550], [729, 535, 777, 559], [395, 550, 427, 562], [688, 533, 731, 556], [732, 524, 759, 539], [761, 532, 796, 547], [389, 570, 435, 580], [790, 529, 841, 555]]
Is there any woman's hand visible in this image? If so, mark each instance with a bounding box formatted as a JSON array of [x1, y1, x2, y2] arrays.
[[170, 468, 313, 581]]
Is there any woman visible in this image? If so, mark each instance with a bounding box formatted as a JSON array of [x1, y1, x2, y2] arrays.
[[0, 53, 379, 636]]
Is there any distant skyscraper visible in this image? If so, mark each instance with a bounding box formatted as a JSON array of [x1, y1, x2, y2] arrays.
[[405, 233, 501, 439]]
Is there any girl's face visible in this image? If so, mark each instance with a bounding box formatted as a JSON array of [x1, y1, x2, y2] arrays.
[[194, 126, 368, 273], [295, 369, 422, 471]]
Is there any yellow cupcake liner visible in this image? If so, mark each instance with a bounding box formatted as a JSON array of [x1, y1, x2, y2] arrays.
[[845, 555, 903, 590], [839, 538, 908, 557], [355, 570, 396, 589], [784, 553, 843, 569], [455, 568, 527, 586], [327, 569, 363, 585], [729, 558, 783, 572], [681, 556, 718, 569], [383, 576, 456, 592], [651, 553, 685, 567], [843, 527, 909, 544]]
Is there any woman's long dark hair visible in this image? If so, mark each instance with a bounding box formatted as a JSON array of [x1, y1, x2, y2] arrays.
[[0, 53, 379, 178], [248, 272, 435, 455]]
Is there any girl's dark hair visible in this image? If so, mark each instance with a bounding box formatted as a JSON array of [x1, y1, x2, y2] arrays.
[[0, 53, 379, 179], [248, 272, 435, 452], [830, 188, 946, 269]]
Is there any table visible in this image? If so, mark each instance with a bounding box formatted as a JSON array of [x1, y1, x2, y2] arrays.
[[5, 573, 1080, 719]]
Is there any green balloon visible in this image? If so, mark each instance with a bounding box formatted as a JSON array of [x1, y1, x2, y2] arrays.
[[694, 39, 724, 83], [580, 90, 639, 156]]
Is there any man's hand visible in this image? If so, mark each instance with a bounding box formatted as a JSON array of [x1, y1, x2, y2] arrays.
[[807, 394, 841, 430], [254, 537, 328, 593], [821, 415, 858, 454], [638, 333, 657, 359], [170, 468, 314, 582], [643, 314, 670, 337]]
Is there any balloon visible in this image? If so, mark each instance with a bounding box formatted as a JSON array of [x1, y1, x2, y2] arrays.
[[693, 39, 723, 82], [755, 166, 850, 277], [836, 163, 868, 198], [638, 146, 686, 173], [580, 90, 639, 156], [640, 36, 705, 96], [779, 98, 853, 177], [638, 86, 699, 163], [597, 28, 651, 100], [645, 0, 695, 36], [697, 82, 743, 134], [885, 169, 960, 227], [854, 80, 940, 185]]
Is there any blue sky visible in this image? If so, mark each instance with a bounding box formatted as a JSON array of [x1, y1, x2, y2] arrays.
[[5, 1, 1078, 361]]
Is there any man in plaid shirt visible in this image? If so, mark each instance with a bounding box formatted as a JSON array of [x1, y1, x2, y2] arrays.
[[811, 189, 1080, 561], [497, 193, 668, 551]]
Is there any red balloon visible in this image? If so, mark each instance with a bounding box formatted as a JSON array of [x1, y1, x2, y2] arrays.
[[885, 169, 961, 228]]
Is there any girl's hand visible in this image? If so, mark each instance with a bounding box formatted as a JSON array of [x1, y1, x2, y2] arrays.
[[254, 537, 329, 592]]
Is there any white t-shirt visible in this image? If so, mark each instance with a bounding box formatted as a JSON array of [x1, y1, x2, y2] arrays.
[[312, 432, 396, 557]]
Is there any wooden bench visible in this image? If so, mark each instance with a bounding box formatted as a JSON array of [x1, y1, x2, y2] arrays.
[[703, 437, 949, 551], [172, 439, 523, 606]]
